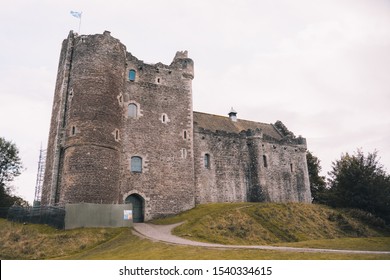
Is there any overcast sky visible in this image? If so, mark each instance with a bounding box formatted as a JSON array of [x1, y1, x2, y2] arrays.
[[1, 0, 389, 204]]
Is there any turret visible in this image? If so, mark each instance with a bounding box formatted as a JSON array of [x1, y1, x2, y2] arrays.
[[171, 51, 194, 83], [228, 107, 238, 122], [42, 31, 126, 205]]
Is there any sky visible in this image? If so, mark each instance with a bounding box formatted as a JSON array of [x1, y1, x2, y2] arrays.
[[0, 0, 389, 204]]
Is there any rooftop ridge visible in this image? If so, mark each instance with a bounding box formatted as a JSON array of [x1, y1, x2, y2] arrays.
[[193, 111, 273, 127]]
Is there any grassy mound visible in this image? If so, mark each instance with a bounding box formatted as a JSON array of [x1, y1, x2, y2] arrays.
[[153, 203, 389, 245], [0, 219, 124, 259], [1, 203, 389, 260]]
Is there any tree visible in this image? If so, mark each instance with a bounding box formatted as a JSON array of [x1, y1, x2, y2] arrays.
[[326, 149, 390, 223], [0, 137, 24, 207], [306, 151, 327, 203]]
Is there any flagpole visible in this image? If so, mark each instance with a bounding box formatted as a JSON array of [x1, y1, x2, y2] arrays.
[[70, 11, 83, 34], [78, 12, 82, 34]]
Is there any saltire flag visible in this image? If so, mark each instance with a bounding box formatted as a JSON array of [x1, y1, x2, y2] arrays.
[[70, 11, 82, 18]]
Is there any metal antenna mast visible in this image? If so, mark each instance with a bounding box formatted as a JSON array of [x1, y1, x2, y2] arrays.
[[33, 145, 46, 207]]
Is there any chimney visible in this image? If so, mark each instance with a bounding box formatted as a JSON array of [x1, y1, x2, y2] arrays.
[[228, 107, 237, 122]]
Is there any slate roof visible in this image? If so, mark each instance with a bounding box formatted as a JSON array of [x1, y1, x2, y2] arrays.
[[193, 111, 283, 140]]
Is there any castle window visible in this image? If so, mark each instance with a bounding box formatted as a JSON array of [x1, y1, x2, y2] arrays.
[[160, 113, 169, 124], [290, 163, 294, 173], [128, 103, 138, 118], [129, 69, 136, 81], [131, 156, 142, 173], [204, 154, 210, 169], [183, 130, 188, 140], [71, 126, 76, 136], [263, 155, 268, 168], [115, 129, 120, 141], [181, 148, 187, 159]]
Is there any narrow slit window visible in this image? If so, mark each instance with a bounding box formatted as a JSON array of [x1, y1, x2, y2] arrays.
[[181, 148, 187, 159], [161, 113, 168, 124], [204, 154, 210, 169], [131, 156, 142, 173], [115, 129, 119, 140], [128, 103, 137, 118], [290, 163, 294, 173], [71, 126, 76, 136], [129, 69, 136, 81], [263, 155, 268, 168], [183, 130, 187, 139]]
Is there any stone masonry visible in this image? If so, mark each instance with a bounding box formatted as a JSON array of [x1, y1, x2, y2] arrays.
[[41, 31, 311, 221]]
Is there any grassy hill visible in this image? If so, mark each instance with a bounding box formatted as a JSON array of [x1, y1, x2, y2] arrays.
[[153, 202, 389, 245], [1, 203, 390, 260]]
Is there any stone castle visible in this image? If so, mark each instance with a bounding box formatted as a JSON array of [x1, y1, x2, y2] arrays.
[[41, 31, 311, 222]]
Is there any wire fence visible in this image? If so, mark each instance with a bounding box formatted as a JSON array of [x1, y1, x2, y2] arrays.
[[4, 206, 65, 229], [0, 207, 9, 219]]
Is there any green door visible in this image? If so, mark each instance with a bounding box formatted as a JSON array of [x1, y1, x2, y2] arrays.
[[125, 194, 144, 223]]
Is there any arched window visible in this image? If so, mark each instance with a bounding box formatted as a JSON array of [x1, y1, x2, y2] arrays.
[[129, 69, 136, 81], [131, 156, 142, 173], [204, 153, 210, 169], [128, 103, 137, 118]]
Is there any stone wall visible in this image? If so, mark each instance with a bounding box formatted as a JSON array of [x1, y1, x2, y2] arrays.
[[41, 32, 74, 205], [194, 129, 250, 204], [42, 31, 125, 206], [119, 50, 196, 220], [256, 140, 311, 202], [194, 125, 311, 204]]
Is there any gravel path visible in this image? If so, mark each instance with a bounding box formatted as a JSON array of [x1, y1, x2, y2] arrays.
[[133, 222, 390, 255]]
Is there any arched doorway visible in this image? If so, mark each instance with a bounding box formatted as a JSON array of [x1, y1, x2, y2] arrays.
[[125, 194, 144, 223]]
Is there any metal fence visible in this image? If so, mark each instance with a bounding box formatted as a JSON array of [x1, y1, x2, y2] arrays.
[[65, 203, 133, 229], [0, 207, 9, 219], [2, 203, 133, 230], [6, 206, 65, 229]]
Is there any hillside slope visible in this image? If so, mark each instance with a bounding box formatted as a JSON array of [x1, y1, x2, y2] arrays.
[[153, 203, 389, 245], [1, 203, 389, 259]]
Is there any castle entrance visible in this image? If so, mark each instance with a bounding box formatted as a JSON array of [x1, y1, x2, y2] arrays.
[[125, 194, 145, 223]]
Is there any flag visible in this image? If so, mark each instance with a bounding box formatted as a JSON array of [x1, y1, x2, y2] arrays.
[[70, 11, 82, 19]]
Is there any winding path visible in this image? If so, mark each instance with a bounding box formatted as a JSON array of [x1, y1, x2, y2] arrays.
[[133, 222, 390, 255]]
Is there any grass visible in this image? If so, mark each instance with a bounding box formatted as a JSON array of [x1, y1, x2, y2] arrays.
[[0, 219, 123, 259], [1, 203, 390, 260], [153, 203, 389, 245], [64, 229, 390, 260], [274, 237, 390, 251]]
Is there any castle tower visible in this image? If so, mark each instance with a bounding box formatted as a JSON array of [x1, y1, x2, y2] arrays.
[[41, 31, 126, 205], [42, 31, 196, 221], [121, 50, 195, 221]]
